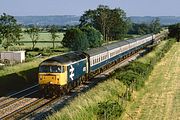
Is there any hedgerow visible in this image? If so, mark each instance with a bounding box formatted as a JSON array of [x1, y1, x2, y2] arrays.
[[95, 39, 176, 119], [97, 100, 124, 120], [113, 39, 175, 100]]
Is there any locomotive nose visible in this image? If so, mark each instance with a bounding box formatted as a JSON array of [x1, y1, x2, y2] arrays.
[[39, 74, 58, 85]]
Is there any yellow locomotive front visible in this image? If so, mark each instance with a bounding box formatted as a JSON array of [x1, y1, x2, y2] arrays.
[[38, 51, 89, 97], [38, 61, 68, 96]]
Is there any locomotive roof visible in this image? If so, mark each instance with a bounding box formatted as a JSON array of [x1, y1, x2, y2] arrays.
[[135, 34, 152, 41], [41, 51, 86, 65]]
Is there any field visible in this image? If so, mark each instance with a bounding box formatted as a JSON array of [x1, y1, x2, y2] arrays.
[[123, 42, 180, 120], [19, 32, 64, 48]]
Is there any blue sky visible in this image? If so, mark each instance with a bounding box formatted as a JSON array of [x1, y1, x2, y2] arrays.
[[0, 0, 179, 16]]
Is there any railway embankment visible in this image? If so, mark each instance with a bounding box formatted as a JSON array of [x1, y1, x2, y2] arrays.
[[46, 39, 175, 120], [0, 57, 45, 96], [123, 39, 179, 119]]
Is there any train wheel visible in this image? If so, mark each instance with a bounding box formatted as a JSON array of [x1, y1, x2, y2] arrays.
[[66, 85, 70, 93]]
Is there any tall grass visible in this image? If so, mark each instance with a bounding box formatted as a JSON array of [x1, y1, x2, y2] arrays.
[[47, 79, 126, 120]]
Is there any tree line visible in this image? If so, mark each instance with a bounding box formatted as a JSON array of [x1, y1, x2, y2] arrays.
[[0, 13, 60, 50], [0, 5, 165, 51], [128, 18, 161, 35]]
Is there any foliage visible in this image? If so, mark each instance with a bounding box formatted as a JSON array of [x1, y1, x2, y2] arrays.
[[81, 25, 103, 48], [46, 79, 126, 120], [62, 28, 89, 51], [25, 25, 40, 49], [97, 100, 124, 120], [129, 18, 161, 35], [0, 13, 22, 50], [48, 25, 59, 49], [149, 18, 161, 34], [80, 5, 130, 41], [114, 39, 175, 94], [168, 23, 180, 42]]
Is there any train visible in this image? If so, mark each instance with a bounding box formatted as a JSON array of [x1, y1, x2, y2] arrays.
[[38, 30, 168, 96]]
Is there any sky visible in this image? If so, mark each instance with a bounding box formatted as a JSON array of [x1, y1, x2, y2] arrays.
[[0, 0, 179, 16]]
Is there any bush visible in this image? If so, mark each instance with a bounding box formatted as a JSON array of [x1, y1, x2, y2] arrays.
[[113, 39, 176, 93], [97, 100, 124, 120], [33, 47, 40, 51]]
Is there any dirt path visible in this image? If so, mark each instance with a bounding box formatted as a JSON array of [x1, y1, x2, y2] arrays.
[[123, 43, 180, 120]]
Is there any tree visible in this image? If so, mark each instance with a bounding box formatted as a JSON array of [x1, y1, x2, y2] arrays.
[[80, 5, 129, 42], [107, 8, 130, 40], [25, 26, 40, 49], [128, 18, 161, 35], [81, 26, 103, 48], [150, 18, 161, 34], [168, 23, 180, 42], [62, 28, 89, 51], [0, 13, 22, 50], [137, 23, 151, 35], [49, 25, 59, 49]]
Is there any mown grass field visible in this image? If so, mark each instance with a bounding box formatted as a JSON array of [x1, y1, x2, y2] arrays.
[[122, 42, 180, 120], [15, 32, 64, 48], [19, 32, 64, 48], [0, 32, 64, 51]]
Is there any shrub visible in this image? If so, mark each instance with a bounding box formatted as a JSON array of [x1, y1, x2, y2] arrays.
[[114, 39, 176, 93], [97, 100, 124, 120], [33, 47, 40, 51]]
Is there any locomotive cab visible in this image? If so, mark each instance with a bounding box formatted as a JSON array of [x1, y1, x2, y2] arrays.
[[38, 51, 89, 96], [38, 63, 68, 86]]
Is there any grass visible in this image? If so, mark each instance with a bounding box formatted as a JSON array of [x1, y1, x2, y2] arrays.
[[46, 79, 126, 120], [0, 32, 64, 51], [19, 32, 64, 48], [122, 40, 180, 120]]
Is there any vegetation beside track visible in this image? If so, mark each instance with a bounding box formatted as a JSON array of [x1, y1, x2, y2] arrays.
[[47, 39, 175, 120], [123, 40, 180, 119]]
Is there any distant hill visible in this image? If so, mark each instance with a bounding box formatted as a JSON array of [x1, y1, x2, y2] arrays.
[[15, 15, 180, 26], [15, 15, 80, 26], [130, 16, 180, 25]]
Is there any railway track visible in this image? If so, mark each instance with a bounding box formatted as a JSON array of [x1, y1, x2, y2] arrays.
[[0, 85, 39, 119], [0, 90, 39, 110], [0, 97, 59, 120], [0, 84, 39, 104]]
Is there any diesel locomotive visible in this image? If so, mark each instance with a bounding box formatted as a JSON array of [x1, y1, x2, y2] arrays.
[[38, 31, 168, 96]]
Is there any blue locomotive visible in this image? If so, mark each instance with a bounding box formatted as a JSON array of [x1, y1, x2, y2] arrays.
[[38, 31, 168, 96]]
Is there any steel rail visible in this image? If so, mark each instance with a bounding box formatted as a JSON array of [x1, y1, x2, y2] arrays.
[[0, 84, 39, 103], [0, 90, 39, 110]]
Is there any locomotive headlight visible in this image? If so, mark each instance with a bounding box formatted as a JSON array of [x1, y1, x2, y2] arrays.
[[39, 76, 43, 80], [56, 76, 59, 81]]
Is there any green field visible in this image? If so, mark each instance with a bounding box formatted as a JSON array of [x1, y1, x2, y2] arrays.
[[0, 32, 64, 51], [19, 32, 64, 48], [123, 42, 180, 120]]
